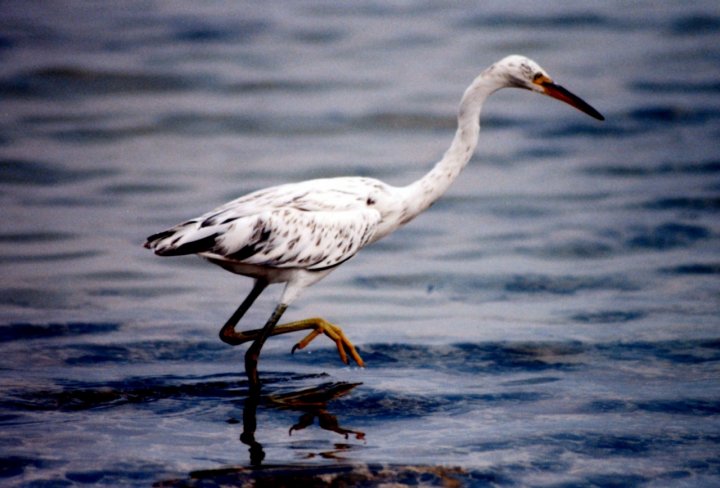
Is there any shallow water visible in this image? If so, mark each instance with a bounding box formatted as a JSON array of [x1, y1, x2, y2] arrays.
[[1, 1, 719, 486]]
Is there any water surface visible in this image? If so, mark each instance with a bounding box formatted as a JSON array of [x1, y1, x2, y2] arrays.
[[1, 1, 719, 486]]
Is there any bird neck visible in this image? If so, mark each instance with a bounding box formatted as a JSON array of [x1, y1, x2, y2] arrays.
[[399, 73, 500, 222]]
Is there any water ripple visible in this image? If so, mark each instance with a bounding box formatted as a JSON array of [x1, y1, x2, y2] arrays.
[[0, 67, 203, 99], [626, 223, 710, 250], [584, 159, 720, 177], [0, 322, 120, 343], [0, 159, 114, 186]]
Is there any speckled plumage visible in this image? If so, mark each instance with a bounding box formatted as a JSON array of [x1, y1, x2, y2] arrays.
[[144, 55, 603, 388], [147, 177, 397, 272]]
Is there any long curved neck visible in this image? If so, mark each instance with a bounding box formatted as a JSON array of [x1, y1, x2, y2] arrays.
[[399, 72, 501, 222]]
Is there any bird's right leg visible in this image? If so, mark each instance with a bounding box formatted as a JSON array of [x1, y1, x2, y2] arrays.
[[223, 318, 364, 368], [218, 281, 363, 369], [218, 279, 268, 346], [286, 318, 365, 367]]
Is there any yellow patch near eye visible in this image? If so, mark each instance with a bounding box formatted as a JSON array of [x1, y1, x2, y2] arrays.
[[532, 74, 553, 86]]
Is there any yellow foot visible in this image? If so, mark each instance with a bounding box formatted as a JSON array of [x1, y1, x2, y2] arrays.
[[286, 318, 365, 368]]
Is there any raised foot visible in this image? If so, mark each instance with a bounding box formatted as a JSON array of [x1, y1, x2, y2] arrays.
[[290, 318, 365, 368]]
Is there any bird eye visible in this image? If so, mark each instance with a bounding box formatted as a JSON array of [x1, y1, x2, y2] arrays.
[[532, 73, 552, 86]]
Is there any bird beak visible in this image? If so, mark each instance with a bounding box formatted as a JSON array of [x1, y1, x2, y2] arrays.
[[534, 76, 605, 121]]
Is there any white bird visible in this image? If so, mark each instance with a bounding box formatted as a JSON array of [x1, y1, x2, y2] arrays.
[[145, 55, 604, 393]]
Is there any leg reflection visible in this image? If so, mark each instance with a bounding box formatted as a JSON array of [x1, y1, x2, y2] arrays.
[[239, 393, 265, 466], [290, 410, 365, 440], [239, 382, 364, 465]]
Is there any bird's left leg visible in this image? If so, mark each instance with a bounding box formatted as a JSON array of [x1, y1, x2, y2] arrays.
[[219, 279, 268, 346], [245, 303, 288, 395]]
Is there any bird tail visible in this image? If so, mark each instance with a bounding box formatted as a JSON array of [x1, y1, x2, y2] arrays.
[[144, 224, 219, 257]]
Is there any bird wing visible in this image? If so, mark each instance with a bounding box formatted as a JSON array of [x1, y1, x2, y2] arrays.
[[145, 178, 384, 270]]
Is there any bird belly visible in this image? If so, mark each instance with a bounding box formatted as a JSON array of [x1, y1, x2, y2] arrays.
[[201, 254, 300, 283]]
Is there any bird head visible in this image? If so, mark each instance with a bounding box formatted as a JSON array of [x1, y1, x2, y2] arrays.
[[491, 55, 604, 121]]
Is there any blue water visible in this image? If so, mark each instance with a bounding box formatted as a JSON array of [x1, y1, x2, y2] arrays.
[[1, 1, 719, 486]]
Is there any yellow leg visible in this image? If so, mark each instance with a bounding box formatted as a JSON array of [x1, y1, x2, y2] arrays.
[[225, 317, 365, 368], [286, 318, 364, 368]]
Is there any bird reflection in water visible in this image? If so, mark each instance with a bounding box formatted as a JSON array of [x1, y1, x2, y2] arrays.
[[239, 381, 364, 466]]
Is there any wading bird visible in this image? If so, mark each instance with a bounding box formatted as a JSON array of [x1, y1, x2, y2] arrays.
[[145, 55, 604, 393]]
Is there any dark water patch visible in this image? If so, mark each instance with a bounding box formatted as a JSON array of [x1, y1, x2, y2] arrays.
[[50, 111, 513, 142], [455, 342, 584, 373], [668, 14, 720, 36], [0, 67, 203, 99], [0, 231, 74, 243], [461, 12, 615, 30], [505, 274, 636, 295], [357, 112, 456, 132], [430, 194, 515, 215], [81, 270, 154, 281], [171, 18, 269, 43], [536, 121, 632, 138], [0, 231, 76, 244], [88, 282, 196, 298], [354, 271, 635, 296], [625, 223, 710, 250], [19, 113, 111, 126], [330, 339, 720, 373], [501, 376, 562, 387], [65, 462, 166, 486], [290, 27, 345, 44], [88, 285, 195, 298], [1, 374, 246, 413], [571, 310, 647, 324], [344, 342, 585, 375], [50, 125, 156, 143], [0, 159, 114, 185], [584, 160, 720, 177], [339, 390, 448, 419], [487, 203, 550, 218], [549, 432, 658, 457], [50, 113, 316, 141], [468, 431, 687, 467], [30, 195, 117, 208], [661, 262, 720, 275], [637, 399, 720, 417], [0, 250, 102, 264], [102, 182, 189, 195], [630, 79, 720, 94], [167, 463, 493, 488], [159, 113, 268, 136], [0, 413, 22, 424], [0, 322, 119, 343], [683, 457, 720, 477], [583, 398, 720, 417], [524, 239, 615, 259], [0, 35, 14, 50], [595, 339, 720, 365], [353, 272, 485, 292], [514, 146, 567, 160], [0, 456, 49, 479], [629, 106, 719, 125], [642, 196, 720, 211], [336, 388, 545, 421], [60, 339, 229, 365], [583, 473, 649, 487], [582, 399, 636, 414], [225, 79, 342, 94], [0, 288, 70, 309]]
